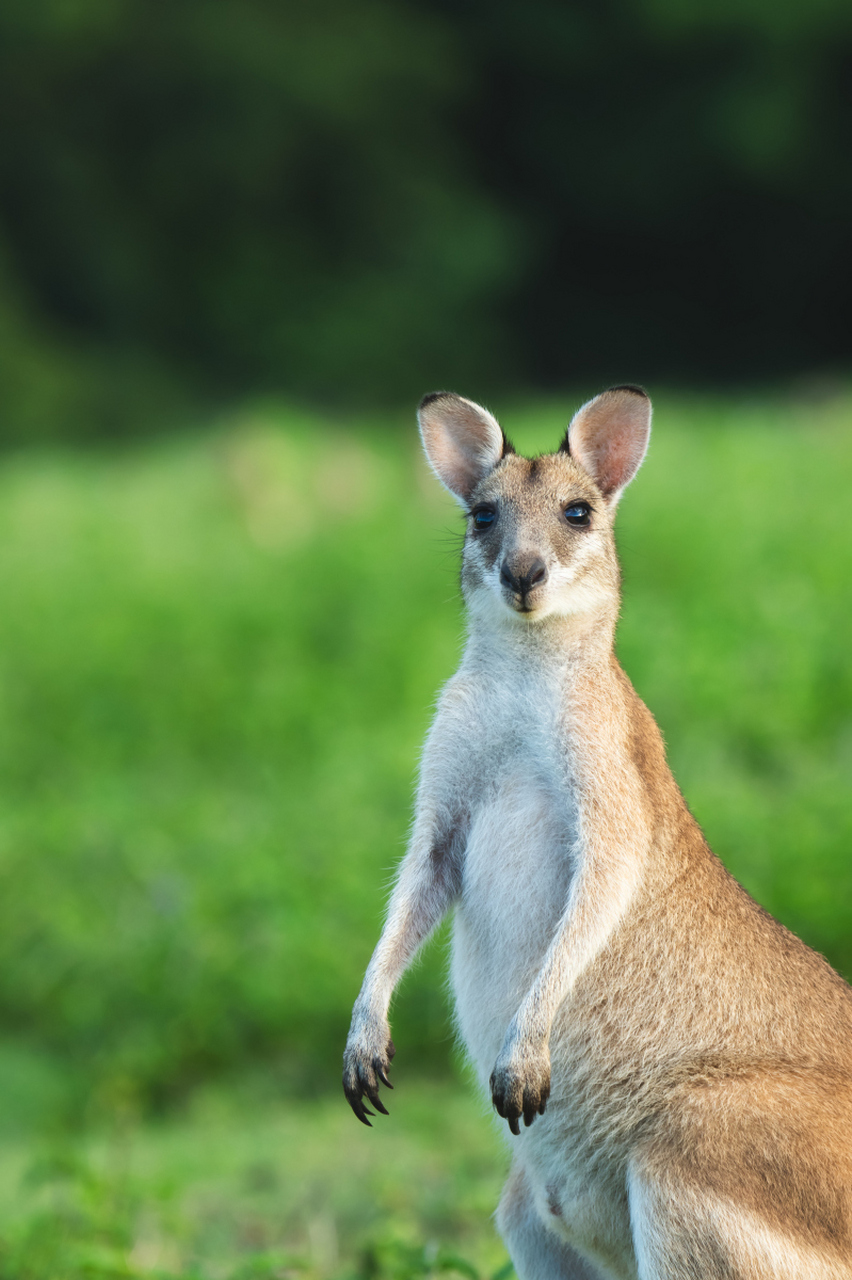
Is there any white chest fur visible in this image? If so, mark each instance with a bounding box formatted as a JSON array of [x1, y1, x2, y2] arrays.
[[427, 661, 581, 1085]]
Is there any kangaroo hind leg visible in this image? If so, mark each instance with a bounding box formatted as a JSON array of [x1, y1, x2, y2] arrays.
[[496, 1164, 609, 1280], [628, 1153, 852, 1280]]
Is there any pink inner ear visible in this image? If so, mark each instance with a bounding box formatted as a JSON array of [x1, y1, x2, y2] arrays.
[[596, 431, 645, 495], [569, 390, 651, 497], [419, 394, 505, 501]]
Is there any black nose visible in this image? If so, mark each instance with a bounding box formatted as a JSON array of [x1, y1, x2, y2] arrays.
[[500, 557, 548, 597]]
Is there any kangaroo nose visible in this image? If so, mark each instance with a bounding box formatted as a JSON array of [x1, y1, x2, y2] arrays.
[[500, 557, 548, 596]]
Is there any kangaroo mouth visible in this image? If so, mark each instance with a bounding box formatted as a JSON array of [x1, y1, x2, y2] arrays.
[[505, 590, 542, 616]]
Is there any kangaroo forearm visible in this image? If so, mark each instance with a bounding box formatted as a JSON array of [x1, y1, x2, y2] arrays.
[[490, 824, 649, 1133], [507, 681, 654, 1044], [355, 891, 445, 1017], [344, 827, 461, 1127], [354, 827, 463, 1019], [512, 823, 649, 1047]]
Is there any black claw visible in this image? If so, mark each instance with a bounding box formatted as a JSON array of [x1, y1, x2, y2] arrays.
[[538, 1098, 547, 1115], [523, 1110, 535, 1127], [343, 1048, 398, 1128], [509, 1116, 520, 1136]]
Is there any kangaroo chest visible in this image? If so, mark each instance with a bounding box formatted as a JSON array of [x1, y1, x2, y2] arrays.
[[437, 675, 648, 1277], [440, 680, 581, 1082]]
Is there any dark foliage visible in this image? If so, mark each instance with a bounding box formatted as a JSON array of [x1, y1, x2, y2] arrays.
[[0, 0, 850, 439]]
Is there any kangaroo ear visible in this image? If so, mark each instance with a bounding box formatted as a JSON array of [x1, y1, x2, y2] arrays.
[[562, 386, 652, 503], [418, 392, 511, 504]]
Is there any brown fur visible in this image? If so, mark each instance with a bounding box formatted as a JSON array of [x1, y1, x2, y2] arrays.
[[344, 389, 852, 1278]]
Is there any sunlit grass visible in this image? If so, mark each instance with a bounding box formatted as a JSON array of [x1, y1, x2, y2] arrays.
[[0, 1077, 511, 1279], [0, 389, 849, 1275]]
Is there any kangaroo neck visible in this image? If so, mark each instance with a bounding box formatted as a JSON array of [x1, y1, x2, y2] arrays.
[[462, 603, 618, 685]]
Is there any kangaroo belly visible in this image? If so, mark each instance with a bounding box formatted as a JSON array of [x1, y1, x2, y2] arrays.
[[450, 769, 576, 1085]]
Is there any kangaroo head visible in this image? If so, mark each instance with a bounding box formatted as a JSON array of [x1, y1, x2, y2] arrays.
[[418, 387, 651, 626]]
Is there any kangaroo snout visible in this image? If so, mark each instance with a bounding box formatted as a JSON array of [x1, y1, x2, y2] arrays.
[[500, 556, 548, 605]]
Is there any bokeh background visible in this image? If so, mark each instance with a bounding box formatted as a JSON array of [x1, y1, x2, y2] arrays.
[[3, 0, 852, 441], [0, 3, 850, 1277]]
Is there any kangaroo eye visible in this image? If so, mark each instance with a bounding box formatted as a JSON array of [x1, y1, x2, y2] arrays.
[[471, 506, 496, 530], [564, 502, 591, 527]]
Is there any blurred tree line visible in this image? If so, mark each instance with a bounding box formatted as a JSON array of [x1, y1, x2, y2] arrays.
[[0, 0, 850, 443]]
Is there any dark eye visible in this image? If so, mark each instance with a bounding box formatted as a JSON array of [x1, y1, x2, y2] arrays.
[[471, 506, 496, 530], [564, 501, 591, 527]]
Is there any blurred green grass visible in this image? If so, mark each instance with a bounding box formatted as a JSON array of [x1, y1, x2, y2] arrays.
[[0, 393, 850, 1125], [0, 1077, 512, 1280], [0, 390, 849, 1276]]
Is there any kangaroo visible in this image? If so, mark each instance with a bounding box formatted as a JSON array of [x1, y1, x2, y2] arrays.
[[342, 387, 852, 1279]]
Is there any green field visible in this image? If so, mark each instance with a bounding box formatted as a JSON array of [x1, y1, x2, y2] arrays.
[[0, 391, 849, 1277]]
